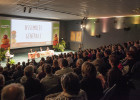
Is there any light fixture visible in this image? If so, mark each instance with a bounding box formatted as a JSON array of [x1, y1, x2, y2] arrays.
[[81, 17, 87, 29], [23, 7, 26, 12], [29, 8, 32, 13]]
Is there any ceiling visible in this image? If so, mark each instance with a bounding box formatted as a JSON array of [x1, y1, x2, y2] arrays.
[[0, 0, 140, 20]]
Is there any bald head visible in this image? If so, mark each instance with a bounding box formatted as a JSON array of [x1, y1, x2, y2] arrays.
[[1, 83, 25, 100]]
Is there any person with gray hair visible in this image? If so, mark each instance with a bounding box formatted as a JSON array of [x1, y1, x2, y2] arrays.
[[55, 59, 73, 77], [73, 59, 83, 79], [1, 83, 25, 100], [45, 72, 87, 100]]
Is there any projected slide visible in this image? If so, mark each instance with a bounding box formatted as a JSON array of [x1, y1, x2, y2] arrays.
[[11, 19, 53, 49]]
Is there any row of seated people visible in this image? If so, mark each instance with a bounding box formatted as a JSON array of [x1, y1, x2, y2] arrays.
[[29, 47, 50, 53], [0, 40, 139, 100]]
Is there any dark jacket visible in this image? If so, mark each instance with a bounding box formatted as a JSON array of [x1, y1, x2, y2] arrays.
[[80, 77, 103, 100], [23, 77, 43, 98], [107, 67, 122, 87]]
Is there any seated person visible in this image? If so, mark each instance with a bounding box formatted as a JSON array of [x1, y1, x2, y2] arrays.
[[40, 47, 43, 52], [1, 83, 25, 100], [40, 64, 61, 95], [22, 65, 43, 98], [80, 62, 103, 100], [46, 47, 49, 51], [30, 49, 33, 53], [45, 72, 87, 100]]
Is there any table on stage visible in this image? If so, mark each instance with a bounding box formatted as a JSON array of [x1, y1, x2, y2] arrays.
[[28, 50, 54, 59]]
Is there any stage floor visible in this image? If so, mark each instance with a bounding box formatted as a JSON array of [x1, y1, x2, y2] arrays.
[[0, 50, 75, 67]]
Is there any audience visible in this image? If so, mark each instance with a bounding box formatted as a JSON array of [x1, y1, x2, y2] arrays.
[[0, 40, 139, 100]]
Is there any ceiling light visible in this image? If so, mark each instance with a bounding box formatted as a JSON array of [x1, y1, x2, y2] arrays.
[[23, 7, 26, 12], [29, 8, 32, 13]]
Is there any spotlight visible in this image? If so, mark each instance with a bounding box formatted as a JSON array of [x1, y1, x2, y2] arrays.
[[23, 7, 26, 12], [29, 8, 32, 13]]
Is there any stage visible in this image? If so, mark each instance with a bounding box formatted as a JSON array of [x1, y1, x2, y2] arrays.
[[0, 50, 75, 67]]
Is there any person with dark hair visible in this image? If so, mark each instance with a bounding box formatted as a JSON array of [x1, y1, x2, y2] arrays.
[[12, 65, 23, 80], [41, 64, 61, 95], [80, 62, 103, 100], [91, 49, 96, 60], [52, 59, 60, 74], [107, 55, 122, 87], [121, 51, 137, 75], [103, 49, 111, 70], [55, 59, 73, 77], [45, 72, 87, 100], [82, 52, 88, 61], [22, 61, 26, 70], [93, 52, 108, 77], [37, 61, 44, 74], [0, 66, 3, 74], [23, 65, 43, 98], [0, 74, 5, 95]]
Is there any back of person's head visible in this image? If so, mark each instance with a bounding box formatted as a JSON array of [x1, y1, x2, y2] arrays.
[[76, 59, 84, 68], [67, 57, 73, 66], [0, 66, 3, 73], [53, 59, 59, 67], [104, 49, 111, 57], [96, 52, 103, 59], [126, 51, 136, 59], [44, 64, 52, 74], [1, 83, 25, 100], [24, 65, 34, 78], [77, 54, 82, 59], [82, 61, 97, 78], [17, 62, 20, 65], [0, 74, 5, 86], [61, 59, 68, 68], [17, 65, 22, 71], [22, 61, 25, 66], [129, 46, 137, 52], [109, 54, 119, 67], [41, 57, 45, 62], [61, 72, 80, 95], [131, 61, 140, 80]]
